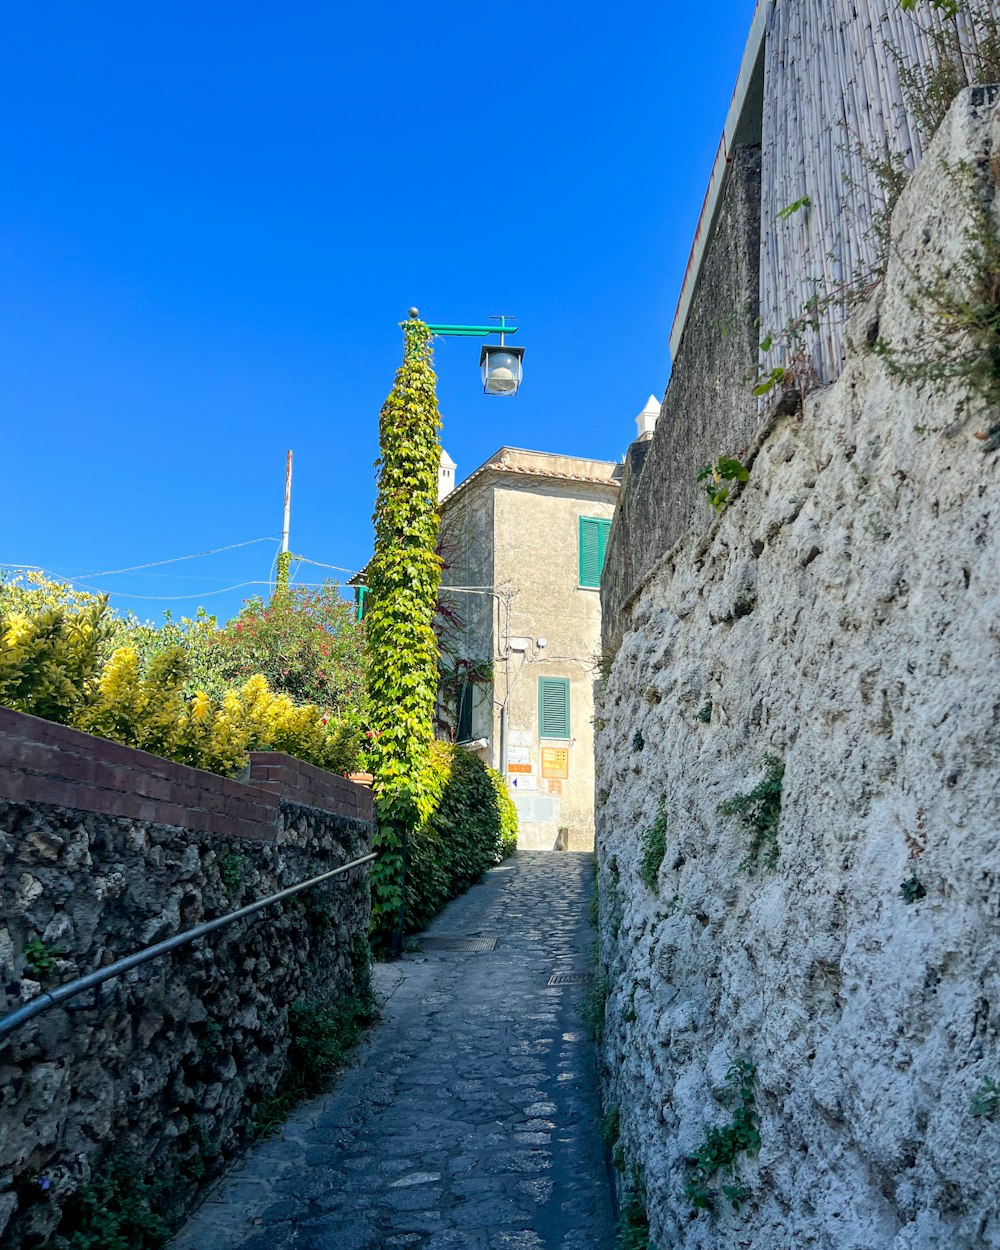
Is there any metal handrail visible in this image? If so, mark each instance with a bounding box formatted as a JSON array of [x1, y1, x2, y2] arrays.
[[0, 851, 377, 1040]]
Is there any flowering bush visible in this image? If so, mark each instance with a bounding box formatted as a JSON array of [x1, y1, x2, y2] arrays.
[[0, 574, 360, 778], [211, 585, 366, 717]]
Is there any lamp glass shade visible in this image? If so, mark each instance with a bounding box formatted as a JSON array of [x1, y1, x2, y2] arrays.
[[481, 346, 524, 396]]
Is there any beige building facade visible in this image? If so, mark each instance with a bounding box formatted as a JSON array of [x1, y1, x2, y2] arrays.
[[436, 447, 620, 851]]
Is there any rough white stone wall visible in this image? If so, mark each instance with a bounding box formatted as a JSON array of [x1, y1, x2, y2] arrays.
[[595, 88, 1000, 1250]]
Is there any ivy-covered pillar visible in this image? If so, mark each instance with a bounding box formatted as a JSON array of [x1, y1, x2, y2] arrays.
[[365, 318, 443, 952]]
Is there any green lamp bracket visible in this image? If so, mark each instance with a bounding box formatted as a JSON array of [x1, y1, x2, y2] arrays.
[[408, 309, 518, 346]]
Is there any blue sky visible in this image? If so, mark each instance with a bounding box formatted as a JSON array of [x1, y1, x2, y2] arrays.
[[2, 1, 754, 624]]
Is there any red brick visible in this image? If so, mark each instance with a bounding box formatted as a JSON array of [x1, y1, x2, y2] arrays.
[[115, 795, 146, 821], [14, 742, 63, 773], [129, 772, 172, 802], [21, 776, 83, 810], [0, 769, 27, 802]]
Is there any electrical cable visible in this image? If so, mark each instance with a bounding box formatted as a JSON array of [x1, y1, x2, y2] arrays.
[[2, 541, 370, 605], [297, 556, 365, 576], [78, 537, 278, 579]]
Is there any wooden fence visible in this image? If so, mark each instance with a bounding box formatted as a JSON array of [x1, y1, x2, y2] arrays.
[[760, 0, 996, 383]]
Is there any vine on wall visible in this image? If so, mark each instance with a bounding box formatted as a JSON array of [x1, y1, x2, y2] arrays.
[[365, 318, 444, 946]]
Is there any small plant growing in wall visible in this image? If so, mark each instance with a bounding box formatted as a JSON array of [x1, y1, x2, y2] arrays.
[[52, 1150, 172, 1250], [695, 698, 713, 724], [217, 852, 248, 899], [655, 895, 681, 923], [22, 936, 61, 981], [196, 1018, 224, 1058], [684, 1058, 761, 1214], [583, 969, 612, 1043], [602, 1104, 621, 1151], [971, 1076, 1000, 1118], [696, 457, 749, 516], [615, 1185, 654, 1250], [632, 728, 645, 752], [900, 876, 927, 905], [638, 800, 669, 894], [718, 756, 784, 872]]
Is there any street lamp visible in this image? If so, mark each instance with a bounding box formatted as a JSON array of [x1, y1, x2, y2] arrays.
[[480, 345, 525, 396], [408, 309, 524, 396]]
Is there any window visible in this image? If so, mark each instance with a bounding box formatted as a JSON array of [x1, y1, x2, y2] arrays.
[[457, 682, 473, 742], [579, 517, 611, 588], [538, 677, 570, 740]]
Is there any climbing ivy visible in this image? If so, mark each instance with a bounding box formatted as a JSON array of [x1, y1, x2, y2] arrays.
[[274, 550, 295, 594], [365, 318, 444, 945]]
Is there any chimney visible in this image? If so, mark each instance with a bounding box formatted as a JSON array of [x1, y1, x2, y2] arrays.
[[438, 449, 457, 502], [635, 395, 660, 442]]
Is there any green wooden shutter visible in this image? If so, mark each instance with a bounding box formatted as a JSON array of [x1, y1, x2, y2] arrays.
[[579, 517, 611, 587], [457, 683, 473, 741], [538, 678, 570, 739]]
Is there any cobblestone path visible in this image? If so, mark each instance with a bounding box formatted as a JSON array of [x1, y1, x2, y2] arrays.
[[172, 851, 615, 1250]]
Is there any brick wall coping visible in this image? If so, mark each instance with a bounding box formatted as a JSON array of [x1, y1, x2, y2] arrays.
[[0, 706, 373, 841]]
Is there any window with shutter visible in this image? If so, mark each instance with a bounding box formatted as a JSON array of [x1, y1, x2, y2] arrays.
[[457, 683, 473, 741], [538, 677, 570, 740], [579, 517, 611, 588]]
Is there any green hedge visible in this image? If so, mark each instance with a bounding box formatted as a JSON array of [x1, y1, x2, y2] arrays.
[[490, 766, 518, 860], [372, 741, 517, 947]]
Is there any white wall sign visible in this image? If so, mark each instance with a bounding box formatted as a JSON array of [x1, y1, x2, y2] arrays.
[[509, 774, 537, 791], [507, 746, 530, 765], [509, 730, 532, 747]]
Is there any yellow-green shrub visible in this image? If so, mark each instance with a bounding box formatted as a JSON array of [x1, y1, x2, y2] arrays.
[[0, 592, 359, 778], [81, 658, 360, 778], [0, 601, 110, 723], [79, 645, 190, 760]]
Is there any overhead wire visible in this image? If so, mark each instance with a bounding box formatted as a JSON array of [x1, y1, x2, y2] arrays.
[[78, 537, 279, 579], [2, 540, 373, 607]]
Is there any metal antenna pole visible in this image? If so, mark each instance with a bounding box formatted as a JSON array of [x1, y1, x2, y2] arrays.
[[281, 450, 293, 556]]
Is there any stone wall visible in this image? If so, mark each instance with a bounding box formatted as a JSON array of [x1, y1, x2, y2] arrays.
[[0, 709, 374, 1248], [594, 89, 1000, 1250], [602, 144, 762, 654]]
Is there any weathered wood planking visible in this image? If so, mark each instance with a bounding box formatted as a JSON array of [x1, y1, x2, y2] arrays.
[[759, 0, 995, 384]]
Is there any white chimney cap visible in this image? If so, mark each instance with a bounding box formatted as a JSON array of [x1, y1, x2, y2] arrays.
[[636, 395, 660, 441], [438, 449, 457, 502]]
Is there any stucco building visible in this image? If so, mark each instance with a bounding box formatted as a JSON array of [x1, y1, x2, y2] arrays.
[[436, 447, 620, 851]]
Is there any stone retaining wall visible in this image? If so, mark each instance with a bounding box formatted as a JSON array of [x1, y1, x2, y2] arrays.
[[0, 708, 374, 1248], [594, 89, 1000, 1250]]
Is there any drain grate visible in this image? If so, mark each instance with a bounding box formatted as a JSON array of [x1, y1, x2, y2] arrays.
[[417, 935, 498, 952], [548, 972, 594, 986]]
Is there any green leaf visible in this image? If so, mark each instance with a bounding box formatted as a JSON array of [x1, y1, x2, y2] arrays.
[[776, 195, 812, 220]]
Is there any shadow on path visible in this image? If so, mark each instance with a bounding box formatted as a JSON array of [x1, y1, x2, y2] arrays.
[[171, 851, 615, 1250]]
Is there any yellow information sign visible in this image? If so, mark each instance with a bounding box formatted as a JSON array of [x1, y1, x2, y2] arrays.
[[541, 747, 569, 779]]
